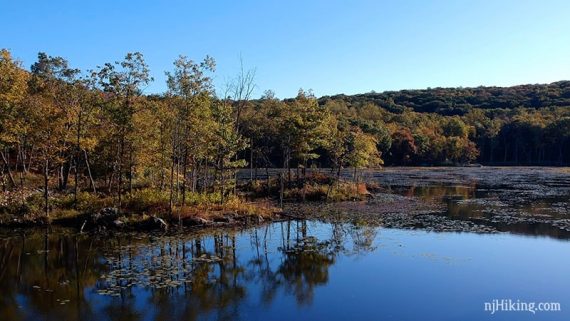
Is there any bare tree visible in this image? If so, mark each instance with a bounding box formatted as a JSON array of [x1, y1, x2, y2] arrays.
[[231, 56, 256, 134]]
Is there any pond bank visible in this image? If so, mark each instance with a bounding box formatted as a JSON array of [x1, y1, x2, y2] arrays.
[[2, 167, 570, 239]]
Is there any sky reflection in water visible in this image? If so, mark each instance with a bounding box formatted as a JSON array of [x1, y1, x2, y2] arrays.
[[0, 221, 569, 321]]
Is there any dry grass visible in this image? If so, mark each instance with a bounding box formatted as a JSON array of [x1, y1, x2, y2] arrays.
[[244, 172, 378, 202], [176, 197, 279, 222]]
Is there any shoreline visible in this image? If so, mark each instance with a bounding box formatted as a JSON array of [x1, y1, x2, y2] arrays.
[[2, 167, 570, 238]]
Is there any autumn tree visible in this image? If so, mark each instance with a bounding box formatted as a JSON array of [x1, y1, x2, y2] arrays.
[[29, 52, 79, 216], [0, 49, 28, 189], [390, 128, 417, 165], [97, 52, 152, 209], [240, 90, 282, 185], [346, 127, 382, 181], [165, 55, 215, 215], [211, 99, 248, 203], [276, 89, 330, 182]]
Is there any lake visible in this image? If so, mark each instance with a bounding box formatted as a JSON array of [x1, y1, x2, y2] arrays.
[[1, 167, 569, 320]]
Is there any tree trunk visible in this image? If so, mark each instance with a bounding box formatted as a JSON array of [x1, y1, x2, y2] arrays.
[[75, 110, 82, 204], [181, 151, 187, 209], [18, 145, 25, 205], [58, 164, 63, 190], [0, 151, 15, 186], [278, 173, 284, 208], [175, 155, 180, 203], [44, 159, 49, 218], [191, 163, 197, 193], [326, 165, 342, 201], [514, 140, 519, 165], [220, 158, 225, 204], [489, 139, 495, 163], [60, 157, 71, 190], [26, 147, 34, 173], [265, 166, 270, 196], [83, 150, 96, 193], [128, 146, 133, 194], [118, 137, 124, 211], [74, 151, 79, 206], [169, 154, 175, 217], [1, 166, 6, 192], [301, 159, 307, 201], [250, 148, 254, 183], [286, 150, 291, 186], [204, 161, 210, 193], [159, 125, 166, 191]]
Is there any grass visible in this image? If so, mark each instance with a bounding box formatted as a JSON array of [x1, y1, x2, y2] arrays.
[[121, 189, 279, 225], [176, 196, 277, 222]]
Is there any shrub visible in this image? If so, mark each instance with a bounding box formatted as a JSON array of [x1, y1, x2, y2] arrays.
[[50, 191, 108, 214], [185, 191, 223, 205], [124, 189, 170, 214]]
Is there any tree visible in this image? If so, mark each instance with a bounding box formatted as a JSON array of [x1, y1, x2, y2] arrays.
[[277, 89, 329, 181], [323, 114, 350, 181], [29, 52, 79, 217], [71, 73, 100, 199], [241, 91, 282, 184], [229, 57, 256, 134], [390, 128, 417, 165], [165, 55, 215, 216], [442, 117, 469, 138], [545, 117, 570, 164], [0, 49, 28, 189], [97, 52, 152, 210], [211, 99, 248, 203], [346, 127, 382, 180]]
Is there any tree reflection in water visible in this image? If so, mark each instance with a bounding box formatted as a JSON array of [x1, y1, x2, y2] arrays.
[[0, 221, 377, 321]]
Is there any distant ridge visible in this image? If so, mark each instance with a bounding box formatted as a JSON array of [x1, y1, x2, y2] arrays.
[[318, 81, 570, 115]]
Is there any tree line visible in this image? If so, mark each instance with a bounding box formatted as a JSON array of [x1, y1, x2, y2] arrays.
[[1, 49, 570, 217], [321, 81, 570, 114], [0, 49, 382, 217], [316, 95, 570, 166]]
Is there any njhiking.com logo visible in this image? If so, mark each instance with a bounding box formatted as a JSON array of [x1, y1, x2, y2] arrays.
[[484, 299, 561, 315]]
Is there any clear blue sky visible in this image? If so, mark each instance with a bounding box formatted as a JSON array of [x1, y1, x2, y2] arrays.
[[1, 0, 569, 98]]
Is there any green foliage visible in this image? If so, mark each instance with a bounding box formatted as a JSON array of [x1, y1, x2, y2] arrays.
[[347, 128, 383, 168], [443, 117, 469, 138], [184, 191, 225, 206], [320, 81, 570, 113], [52, 192, 105, 214], [124, 189, 171, 213]]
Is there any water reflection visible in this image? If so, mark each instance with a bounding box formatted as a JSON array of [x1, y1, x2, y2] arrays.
[[2, 223, 570, 321], [0, 222, 376, 321], [0, 229, 102, 321], [386, 183, 570, 239]]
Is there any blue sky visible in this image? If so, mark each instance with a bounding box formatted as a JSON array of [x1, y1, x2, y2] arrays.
[[1, 0, 569, 98]]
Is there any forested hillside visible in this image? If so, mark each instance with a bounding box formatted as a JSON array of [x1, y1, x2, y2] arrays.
[[320, 81, 570, 114], [312, 83, 570, 166]]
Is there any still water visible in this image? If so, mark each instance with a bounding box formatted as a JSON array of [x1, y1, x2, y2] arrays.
[[0, 221, 568, 321]]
